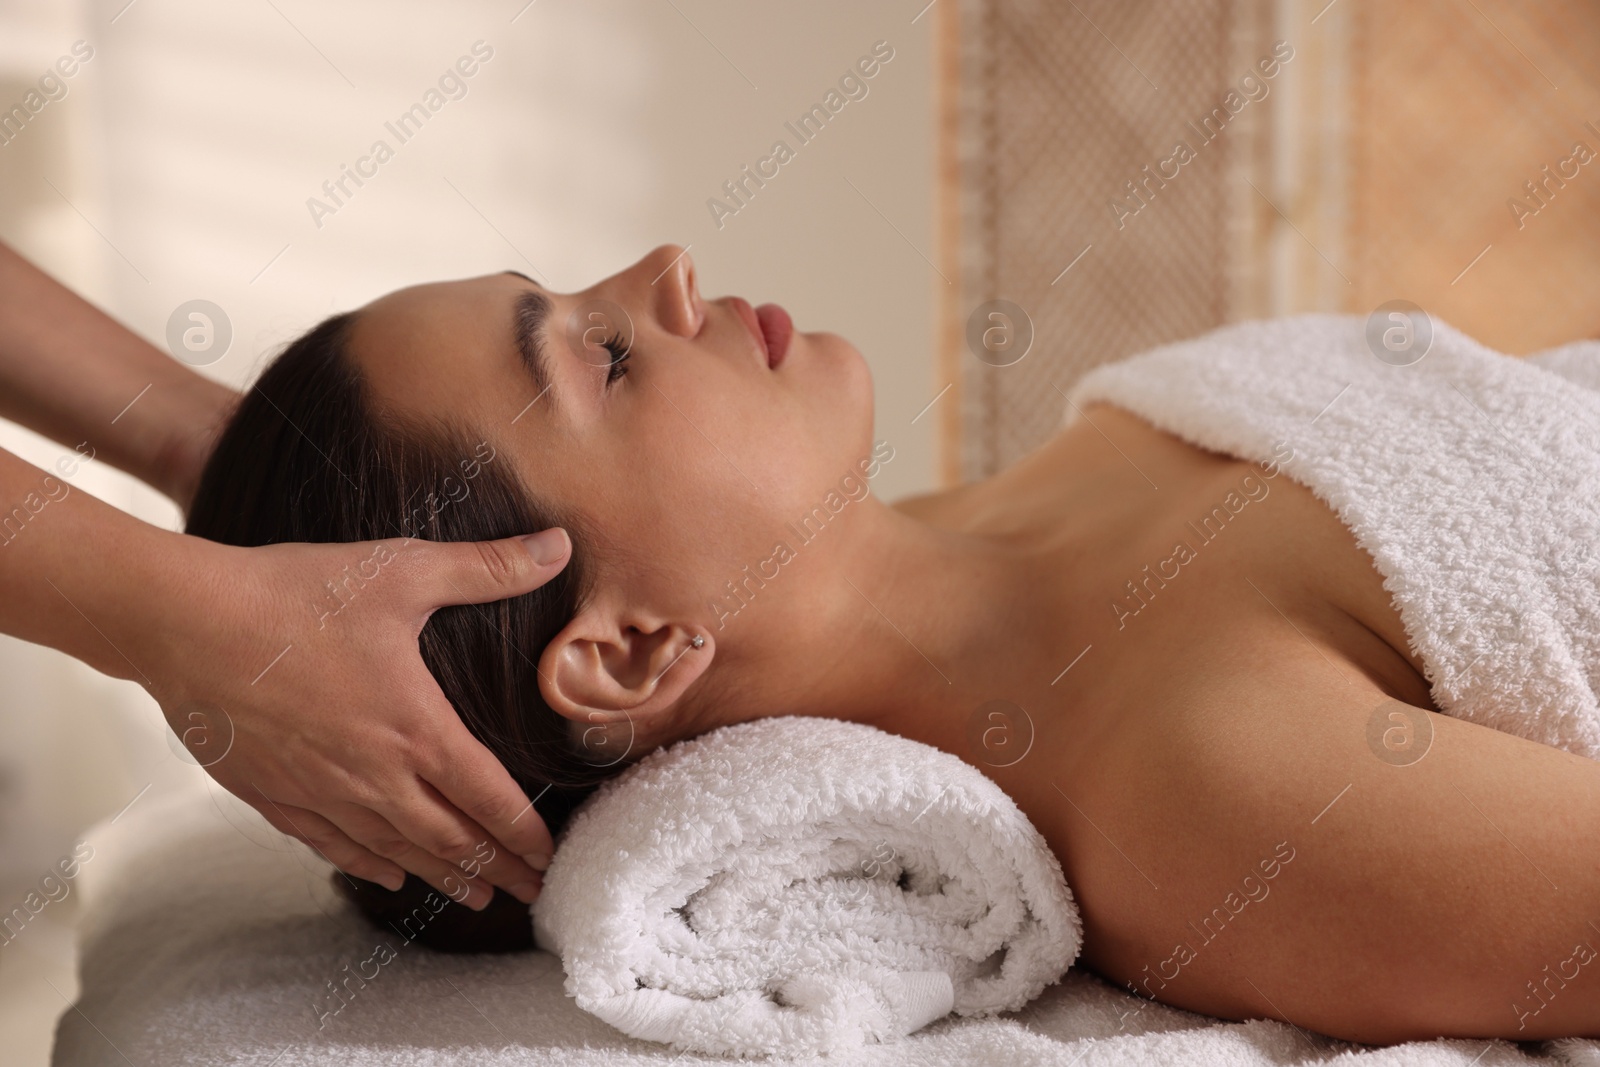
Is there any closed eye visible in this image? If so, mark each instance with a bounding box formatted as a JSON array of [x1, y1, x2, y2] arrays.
[[602, 332, 631, 385]]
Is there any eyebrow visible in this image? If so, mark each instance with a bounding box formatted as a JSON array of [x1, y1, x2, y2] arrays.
[[504, 271, 556, 410]]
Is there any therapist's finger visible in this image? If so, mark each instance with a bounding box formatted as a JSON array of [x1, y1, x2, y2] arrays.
[[426, 725, 557, 869], [368, 774, 547, 905], [407, 528, 572, 610], [326, 800, 545, 907], [254, 800, 407, 892], [317, 803, 511, 910]]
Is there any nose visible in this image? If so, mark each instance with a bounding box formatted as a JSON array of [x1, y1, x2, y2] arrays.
[[627, 244, 703, 339]]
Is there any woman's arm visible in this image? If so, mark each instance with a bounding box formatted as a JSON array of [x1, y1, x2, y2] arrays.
[[0, 240, 236, 508], [1066, 660, 1600, 1043]]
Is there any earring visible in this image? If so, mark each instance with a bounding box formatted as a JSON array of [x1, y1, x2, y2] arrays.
[[691, 634, 705, 649]]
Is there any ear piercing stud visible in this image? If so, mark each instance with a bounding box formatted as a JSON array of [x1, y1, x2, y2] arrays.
[[691, 635, 705, 649]]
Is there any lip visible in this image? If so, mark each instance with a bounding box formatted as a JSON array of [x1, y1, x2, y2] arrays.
[[727, 297, 767, 365], [755, 303, 792, 369], [727, 296, 791, 370]]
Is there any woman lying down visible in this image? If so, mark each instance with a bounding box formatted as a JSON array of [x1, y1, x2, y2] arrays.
[[186, 244, 1600, 1044]]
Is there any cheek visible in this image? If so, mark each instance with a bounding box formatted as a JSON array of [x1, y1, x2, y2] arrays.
[[596, 403, 766, 555], [592, 455, 775, 611], [630, 386, 862, 568], [583, 335, 877, 601]]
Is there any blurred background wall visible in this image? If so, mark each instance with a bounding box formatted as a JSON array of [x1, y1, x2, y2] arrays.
[[0, 1, 936, 1059], [941, 0, 1600, 480]]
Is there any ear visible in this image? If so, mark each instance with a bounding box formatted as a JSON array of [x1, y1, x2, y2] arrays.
[[538, 601, 713, 752]]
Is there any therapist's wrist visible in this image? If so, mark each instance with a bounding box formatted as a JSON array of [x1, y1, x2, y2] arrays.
[[145, 377, 239, 512], [94, 524, 248, 696]]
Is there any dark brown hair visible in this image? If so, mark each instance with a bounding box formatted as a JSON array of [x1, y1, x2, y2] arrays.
[[187, 312, 619, 951]]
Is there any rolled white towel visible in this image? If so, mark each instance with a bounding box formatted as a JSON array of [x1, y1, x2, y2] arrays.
[[532, 716, 1082, 1058]]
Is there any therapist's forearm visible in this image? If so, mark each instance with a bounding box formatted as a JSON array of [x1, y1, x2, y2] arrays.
[[0, 241, 238, 506], [0, 441, 209, 683]]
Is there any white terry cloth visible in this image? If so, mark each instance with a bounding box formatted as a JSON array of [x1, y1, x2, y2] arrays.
[[531, 715, 1082, 1058], [1067, 313, 1600, 757], [58, 775, 1600, 1067]]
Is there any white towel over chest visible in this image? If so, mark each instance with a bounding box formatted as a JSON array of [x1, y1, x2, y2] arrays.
[[1066, 313, 1600, 757]]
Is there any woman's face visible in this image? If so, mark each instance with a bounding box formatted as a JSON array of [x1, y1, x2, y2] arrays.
[[346, 244, 874, 634]]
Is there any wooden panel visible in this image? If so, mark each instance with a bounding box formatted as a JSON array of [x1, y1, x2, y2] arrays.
[[937, 1, 1600, 481], [939, 0, 1271, 482], [1348, 0, 1600, 353]]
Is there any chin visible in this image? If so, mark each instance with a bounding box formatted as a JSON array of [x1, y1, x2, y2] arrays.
[[840, 342, 878, 461], [802, 331, 875, 435]]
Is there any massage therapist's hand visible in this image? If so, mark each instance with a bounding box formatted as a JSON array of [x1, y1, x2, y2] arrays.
[[140, 528, 574, 910], [0, 240, 561, 907], [0, 239, 563, 907]]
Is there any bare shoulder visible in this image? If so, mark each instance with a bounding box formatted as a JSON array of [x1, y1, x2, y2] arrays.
[[1058, 658, 1600, 1043]]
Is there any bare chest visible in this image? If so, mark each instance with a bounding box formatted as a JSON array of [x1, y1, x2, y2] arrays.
[[953, 406, 1438, 847], [969, 405, 1430, 704]]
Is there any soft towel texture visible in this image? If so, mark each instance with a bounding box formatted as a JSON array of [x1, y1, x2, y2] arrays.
[[55, 780, 1600, 1065], [531, 716, 1082, 1058], [1069, 313, 1600, 757]]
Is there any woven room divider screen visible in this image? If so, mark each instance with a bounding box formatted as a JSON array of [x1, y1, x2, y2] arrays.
[[935, 0, 1600, 484]]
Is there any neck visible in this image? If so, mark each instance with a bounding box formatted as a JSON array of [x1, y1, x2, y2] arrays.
[[690, 493, 1074, 760]]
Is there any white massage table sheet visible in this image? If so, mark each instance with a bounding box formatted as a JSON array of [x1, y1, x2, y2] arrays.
[[52, 786, 1592, 1066]]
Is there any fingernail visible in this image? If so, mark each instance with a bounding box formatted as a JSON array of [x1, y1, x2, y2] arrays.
[[379, 871, 405, 892], [521, 528, 569, 566], [508, 880, 541, 903], [523, 851, 551, 871]]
